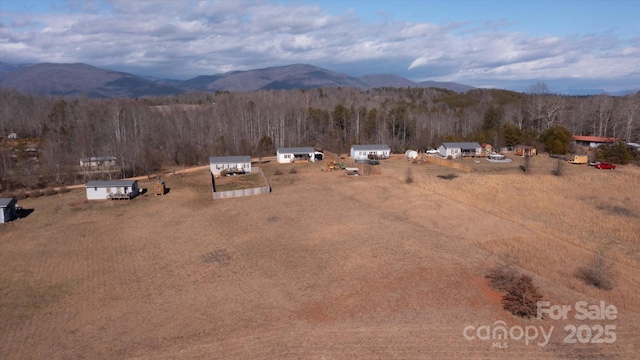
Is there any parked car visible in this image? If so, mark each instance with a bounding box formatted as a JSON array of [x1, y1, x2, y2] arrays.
[[595, 162, 616, 169], [426, 149, 438, 154]]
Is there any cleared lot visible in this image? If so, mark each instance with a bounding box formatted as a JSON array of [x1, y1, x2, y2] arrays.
[[1, 156, 639, 359]]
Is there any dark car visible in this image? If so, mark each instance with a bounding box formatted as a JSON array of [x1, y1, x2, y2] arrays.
[[595, 162, 616, 169]]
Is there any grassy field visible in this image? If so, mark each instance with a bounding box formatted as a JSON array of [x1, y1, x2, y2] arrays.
[[214, 172, 265, 192], [1, 154, 639, 359]]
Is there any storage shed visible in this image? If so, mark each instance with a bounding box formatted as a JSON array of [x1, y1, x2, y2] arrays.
[[210, 156, 252, 176], [85, 180, 139, 200], [154, 180, 166, 196], [438, 142, 482, 158], [350, 144, 390, 161], [514, 145, 537, 157], [276, 147, 322, 163], [405, 150, 418, 160], [0, 197, 18, 223]]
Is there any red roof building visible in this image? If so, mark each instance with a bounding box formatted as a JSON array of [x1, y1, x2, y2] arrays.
[[572, 135, 620, 147]]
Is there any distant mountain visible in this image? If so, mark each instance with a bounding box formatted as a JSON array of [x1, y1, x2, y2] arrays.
[[178, 64, 369, 92], [178, 64, 474, 93], [357, 74, 418, 88], [559, 88, 639, 96], [0, 61, 475, 98], [0, 63, 184, 98], [0, 62, 28, 77], [418, 80, 476, 93]]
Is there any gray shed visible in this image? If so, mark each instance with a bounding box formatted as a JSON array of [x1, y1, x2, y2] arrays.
[[0, 197, 18, 223]]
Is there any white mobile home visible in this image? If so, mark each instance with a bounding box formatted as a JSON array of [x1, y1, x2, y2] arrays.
[[85, 180, 139, 200], [438, 142, 482, 159], [350, 144, 390, 161], [276, 147, 322, 163], [79, 156, 117, 168], [0, 198, 18, 223], [210, 156, 252, 176]]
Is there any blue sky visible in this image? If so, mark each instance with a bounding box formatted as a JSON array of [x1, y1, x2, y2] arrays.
[[1, 0, 639, 92]]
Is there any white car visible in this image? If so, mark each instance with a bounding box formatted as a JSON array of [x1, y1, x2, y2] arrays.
[[426, 149, 438, 154]]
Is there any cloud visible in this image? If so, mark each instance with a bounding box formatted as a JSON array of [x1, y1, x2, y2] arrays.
[[0, 0, 637, 90]]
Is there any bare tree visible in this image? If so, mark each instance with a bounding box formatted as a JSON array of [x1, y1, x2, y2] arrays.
[[576, 249, 616, 290]]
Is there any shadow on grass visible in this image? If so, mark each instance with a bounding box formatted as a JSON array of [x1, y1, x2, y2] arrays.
[[17, 208, 35, 219], [437, 174, 459, 180]]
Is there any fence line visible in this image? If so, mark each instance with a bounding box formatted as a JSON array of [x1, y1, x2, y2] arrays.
[[212, 167, 271, 199]]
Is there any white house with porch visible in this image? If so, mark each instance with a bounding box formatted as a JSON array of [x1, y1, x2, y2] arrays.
[[438, 142, 482, 159], [85, 180, 139, 200], [276, 147, 322, 163], [209, 156, 252, 176], [350, 144, 390, 161]]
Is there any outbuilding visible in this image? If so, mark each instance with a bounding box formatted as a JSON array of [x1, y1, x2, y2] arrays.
[[0, 197, 18, 223], [573, 135, 619, 148], [276, 147, 322, 163], [350, 144, 390, 161], [405, 150, 418, 160], [514, 145, 537, 157], [154, 180, 166, 196], [85, 180, 139, 200], [210, 156, 252, 176], [80, 156, 117, 168], [438, 142, 482, 159]]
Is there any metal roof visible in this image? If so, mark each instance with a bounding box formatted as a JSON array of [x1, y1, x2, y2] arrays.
[[277, 147, 315, 154], [0, 198, 16, 207], [85, 180, 137, 188], [441, 142, 481, 150], [209, 156, 252, 164], [350, 144, 390, 151], [573, 135, 619, 143]]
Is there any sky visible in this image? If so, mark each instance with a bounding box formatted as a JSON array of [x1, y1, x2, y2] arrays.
[[0, 0, 639, 92]]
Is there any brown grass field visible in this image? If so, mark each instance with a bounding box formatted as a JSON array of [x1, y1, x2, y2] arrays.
[[1, 153, 639, 359]]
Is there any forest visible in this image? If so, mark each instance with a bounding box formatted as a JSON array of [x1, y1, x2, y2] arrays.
[[1, 84, 639, 191]]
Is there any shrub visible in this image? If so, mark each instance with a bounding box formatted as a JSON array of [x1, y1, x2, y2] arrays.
[[539, 125, 572, 155], [30, 189, 44, 198], [552, 157, 564, 176], [405, 167, 413, 184], [44, 188, 57, 196], [576, 249, 615, 290], [274, 169, 283, 176], [502, 275, 543, 318], [58, 187, 70, 193], [486, 254, 519, 292], [288, 167, 297, 174], [598, 140, 634, 165], [437, 173, 458, 180]]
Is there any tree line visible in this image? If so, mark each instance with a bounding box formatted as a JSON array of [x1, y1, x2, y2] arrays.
[[0, 84, 639, 190]]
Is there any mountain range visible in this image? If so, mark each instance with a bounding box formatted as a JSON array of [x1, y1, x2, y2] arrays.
[[0, 62, 475, 98]]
